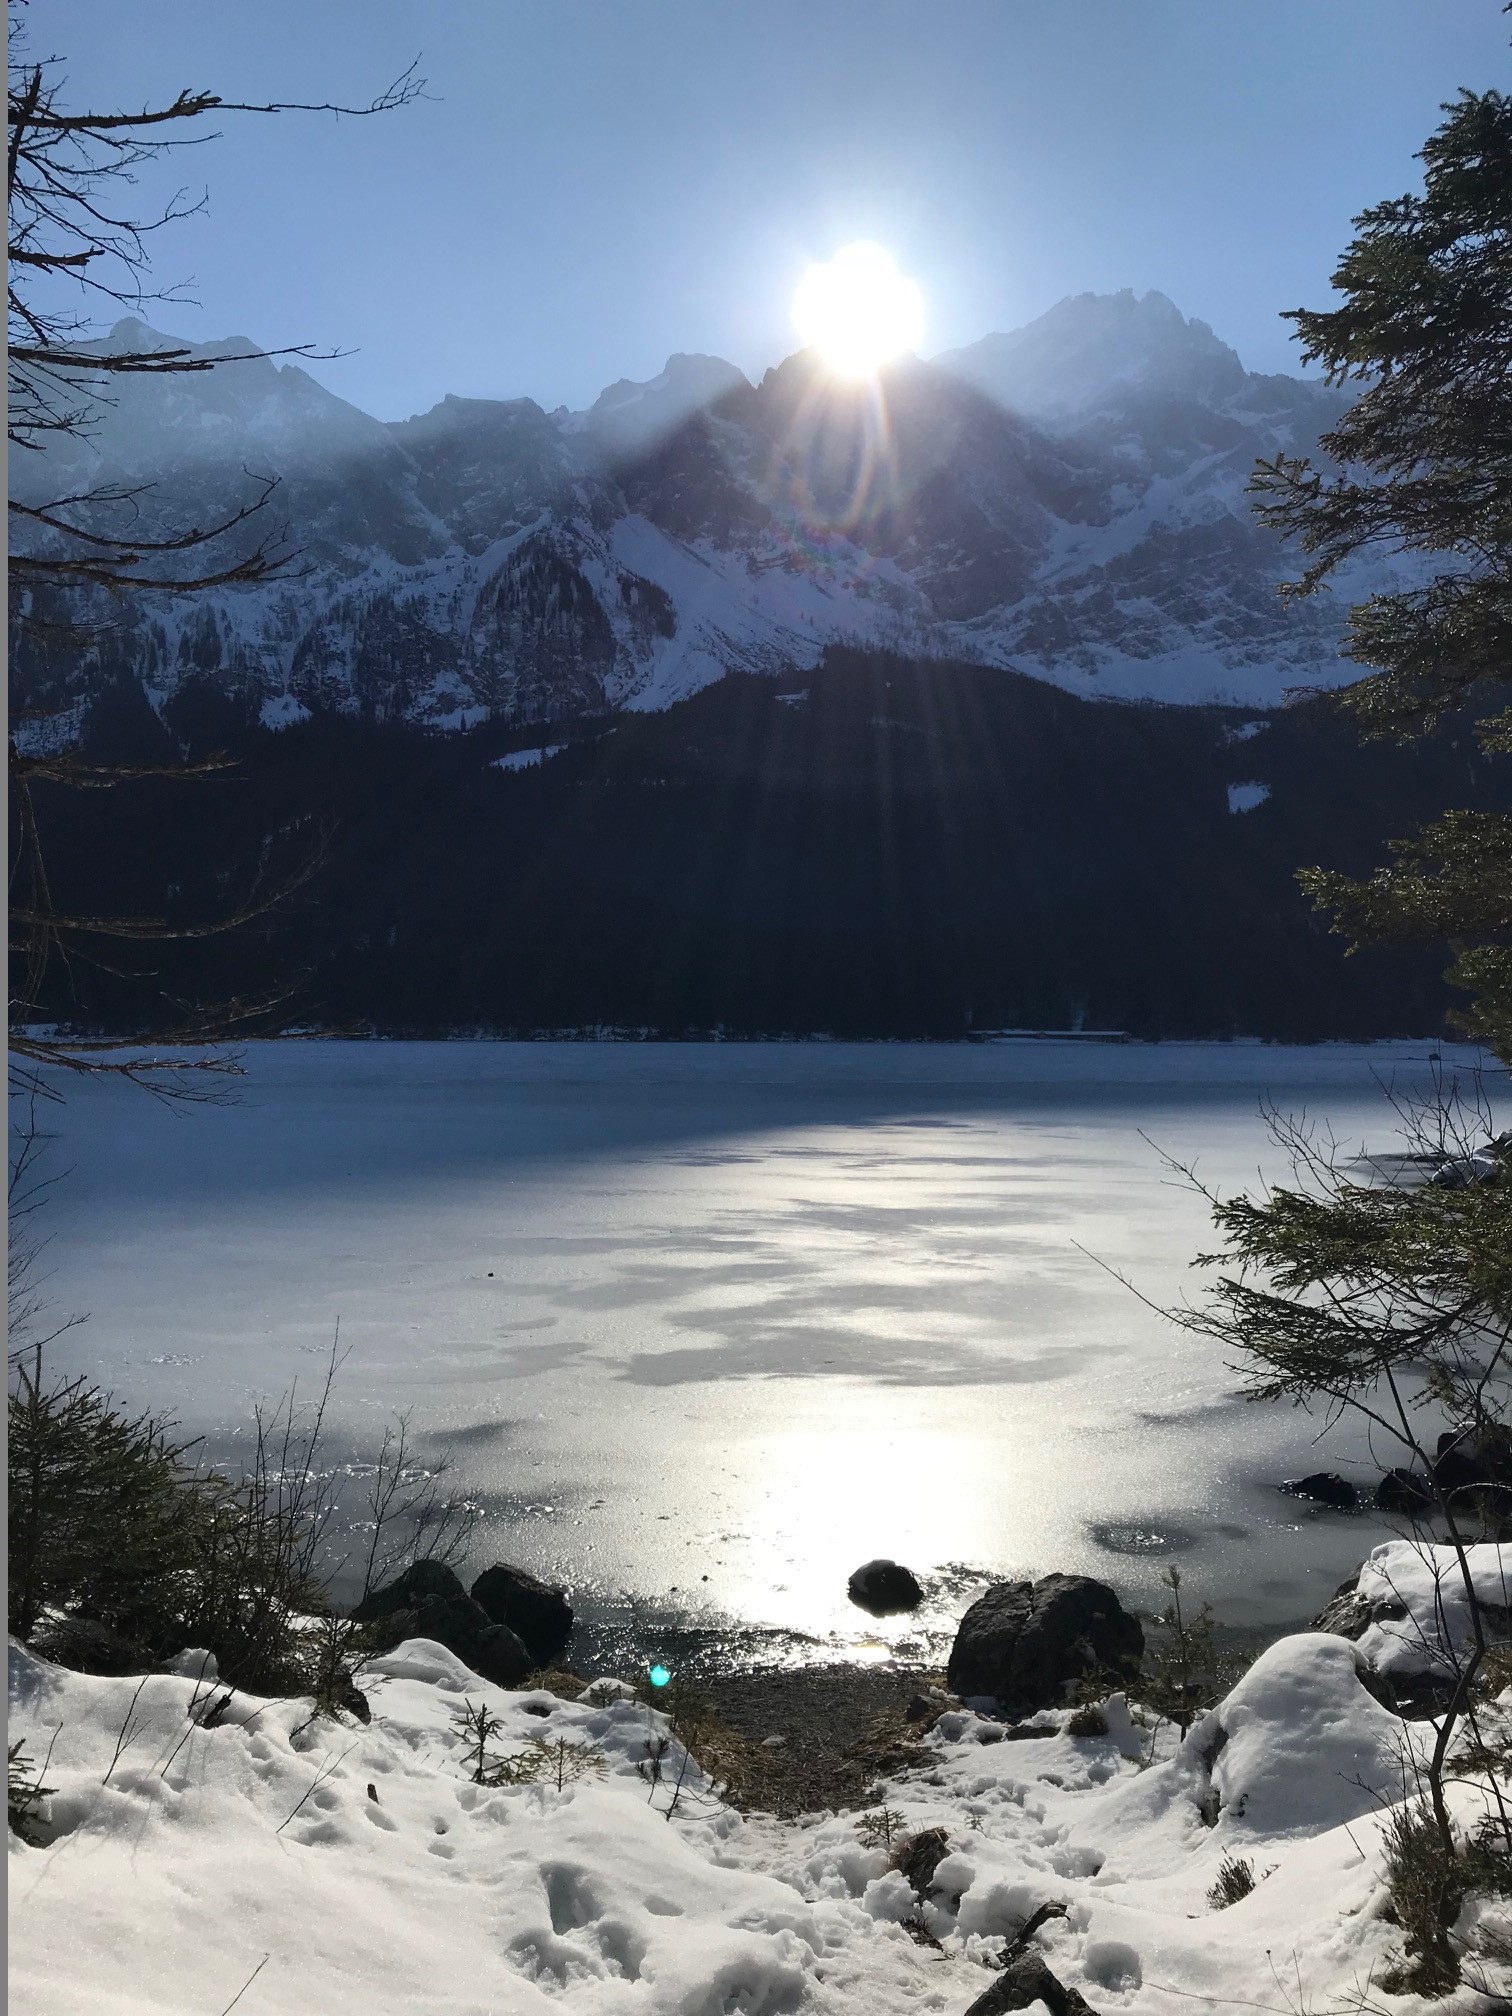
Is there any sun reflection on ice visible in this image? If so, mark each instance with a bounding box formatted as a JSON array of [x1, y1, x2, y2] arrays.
[[717, 1421, 1008, 1649]]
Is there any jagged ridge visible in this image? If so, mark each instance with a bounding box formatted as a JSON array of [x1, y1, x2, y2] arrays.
[[10, 292, 1410, 741]]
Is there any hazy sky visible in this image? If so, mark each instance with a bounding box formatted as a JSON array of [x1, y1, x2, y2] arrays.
[[38, 1, 1511, 419]]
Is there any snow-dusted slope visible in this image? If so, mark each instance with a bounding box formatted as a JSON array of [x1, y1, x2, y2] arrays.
[[11, 295, 1404, 738]]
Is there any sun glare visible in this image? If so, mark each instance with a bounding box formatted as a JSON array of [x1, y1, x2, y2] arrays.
[[791, 242, 924, 379]]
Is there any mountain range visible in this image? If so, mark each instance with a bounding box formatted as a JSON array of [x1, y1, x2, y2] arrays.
[[11, 289, 1411, 743]]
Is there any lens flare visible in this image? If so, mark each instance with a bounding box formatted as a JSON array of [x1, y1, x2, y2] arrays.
[[791, 242, 923, 379], [648, 1664, 671, 1688]]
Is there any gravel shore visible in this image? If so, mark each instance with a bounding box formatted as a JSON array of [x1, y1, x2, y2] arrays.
[[702, 1662, 942, 1816]]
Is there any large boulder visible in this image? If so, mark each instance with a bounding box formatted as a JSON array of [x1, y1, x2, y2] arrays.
[[946, 1573, 1143, 1715], [350, 1558, 465, 1622], [411, 1595, 533, 1688], [846, 1559, 924, 1616], [1432, 1426, 1512, 1511], [893, 1826, 950, 1899], [1310, 1570, 1373, 1641], [357, 1582, 532, 1688], [470, 1564, 573, 1667]]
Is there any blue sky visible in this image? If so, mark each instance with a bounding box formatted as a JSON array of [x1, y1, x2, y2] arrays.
[[38, 1, 1511, 418]]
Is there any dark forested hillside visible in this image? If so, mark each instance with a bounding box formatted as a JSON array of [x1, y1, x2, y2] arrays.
[[28, 650, 1506, 1043]]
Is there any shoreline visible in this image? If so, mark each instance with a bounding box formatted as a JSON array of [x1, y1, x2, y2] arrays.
[[21, 1025, 1471, 1049], [544, 1607, 1319, 1819], [554, 1589, 1310, 1688]]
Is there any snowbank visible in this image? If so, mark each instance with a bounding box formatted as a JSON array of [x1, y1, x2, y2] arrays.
[[8, 1619, 1509, 2014], [1199, 1632, 1424, 1835], [1355, 1540, 1512, 1681], [8, 1636, 832, 2016]]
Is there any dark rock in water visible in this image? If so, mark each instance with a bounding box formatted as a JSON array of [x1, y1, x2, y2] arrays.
[[894, 1826, 951, 1899], [1375, 1468, 1434, 1516], [1281, 1472, 1358, 1511], [946, 1573, 1143, 1715], [846, 1559, 924, 1616], [1374, 1433, 1512, 1516], [471, 1563, 573, 1666], [29, 1614, 146, 1676], [964, 1951, 1102, 2016], [350, 1558, 465, 1622]]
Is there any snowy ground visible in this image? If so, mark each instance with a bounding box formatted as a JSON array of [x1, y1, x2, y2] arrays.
[[12, 1546, 1512, 2015]]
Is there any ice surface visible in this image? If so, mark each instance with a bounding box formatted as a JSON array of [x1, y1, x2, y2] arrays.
[[24, 1040, 1492, 1648]]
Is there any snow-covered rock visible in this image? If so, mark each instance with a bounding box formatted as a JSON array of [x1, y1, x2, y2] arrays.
[[1355, 1540, 1512, 1682], [1189, 1632, 1419, 1837]]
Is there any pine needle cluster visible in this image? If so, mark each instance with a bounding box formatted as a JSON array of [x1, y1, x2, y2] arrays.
[[7, 1739, 55, 1845]]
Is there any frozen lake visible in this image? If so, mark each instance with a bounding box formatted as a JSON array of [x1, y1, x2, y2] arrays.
[[24, 1039, 1487, 1661]]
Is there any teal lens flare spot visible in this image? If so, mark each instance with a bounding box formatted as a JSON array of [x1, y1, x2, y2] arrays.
[[648, 1664, 671, 1688]]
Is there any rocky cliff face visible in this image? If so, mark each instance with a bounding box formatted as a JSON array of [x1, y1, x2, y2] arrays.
[[11, 292, 1407, 743]]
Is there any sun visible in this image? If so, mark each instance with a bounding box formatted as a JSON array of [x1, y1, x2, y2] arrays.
[[791, 242, 924, 379]]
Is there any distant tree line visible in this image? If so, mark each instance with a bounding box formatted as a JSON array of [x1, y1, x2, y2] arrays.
[[27, 648, 1504, 1044]]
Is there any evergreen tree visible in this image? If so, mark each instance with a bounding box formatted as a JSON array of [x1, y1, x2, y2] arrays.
[[1251, 85, 1512, 1051], [1178, 78, 1512, 1992]]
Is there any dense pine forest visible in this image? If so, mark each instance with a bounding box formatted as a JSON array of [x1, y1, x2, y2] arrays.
[[36, 647, 1507, 1043]]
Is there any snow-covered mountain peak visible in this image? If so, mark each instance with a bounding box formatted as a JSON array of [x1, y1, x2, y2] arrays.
[[12, 294, 1394, 740], [580, 351, 750, 461], [936, 287, 1249, 420], [16, 318, 398, 492], [100, 314, 213, 358], [98, 318, 319, 388], [397, 390, 553, 434], [592, 352, 748, 412]]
